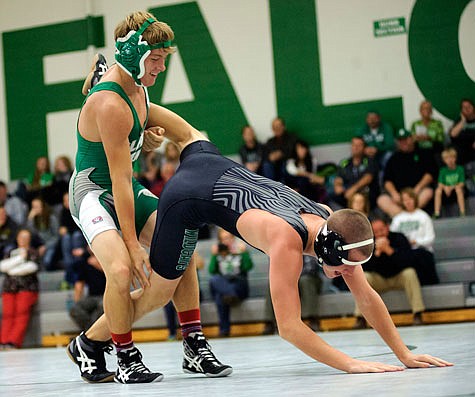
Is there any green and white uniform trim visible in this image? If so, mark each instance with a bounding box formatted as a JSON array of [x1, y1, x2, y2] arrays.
[[69, 81, 158, 244]]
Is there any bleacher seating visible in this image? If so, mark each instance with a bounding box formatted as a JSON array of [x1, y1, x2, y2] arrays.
[[1, 216, 474, 346]]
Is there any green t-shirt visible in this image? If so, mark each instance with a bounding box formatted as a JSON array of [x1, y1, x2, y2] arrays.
[[410, 119, 445, 149], [438, 165, 465, 186]]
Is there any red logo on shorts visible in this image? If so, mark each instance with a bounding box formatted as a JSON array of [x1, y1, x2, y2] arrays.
[[92, 216, 103, 224]]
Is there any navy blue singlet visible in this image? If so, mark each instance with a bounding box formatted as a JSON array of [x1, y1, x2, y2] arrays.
[[150, 140, 330, 279]]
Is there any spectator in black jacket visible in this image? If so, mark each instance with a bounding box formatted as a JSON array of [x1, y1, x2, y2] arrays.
[[261, 117, 297, 182], [69, 248, 106, 330], [353, 217, 425, 328], [377, 128, 437, 218]]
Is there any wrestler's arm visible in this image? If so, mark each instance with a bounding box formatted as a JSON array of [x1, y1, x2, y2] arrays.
[[96, 95, 151, 287], [146, 103, 206, 151], [238, 209, 400, 372], [344, 269, 453, 368]]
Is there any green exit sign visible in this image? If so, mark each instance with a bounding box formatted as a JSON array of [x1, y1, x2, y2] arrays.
[[374, 17, 406, 37]]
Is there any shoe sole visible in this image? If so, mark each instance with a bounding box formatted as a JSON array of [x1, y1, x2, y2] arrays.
[[183, 367, 233, 377], [81, 53, 107, 95], [66, 344, 115, 383], [114, 373, 164, 384]]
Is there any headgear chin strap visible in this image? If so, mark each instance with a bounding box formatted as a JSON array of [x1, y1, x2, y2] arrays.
[[314, 223, 373, 267], [115, 17, 172, 86]]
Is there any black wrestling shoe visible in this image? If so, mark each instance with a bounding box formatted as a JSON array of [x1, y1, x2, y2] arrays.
[[182, 332, 233, 377], [66, 332, 115, 383], [114, 346, 163, 384], [81, 53, 108, 95]]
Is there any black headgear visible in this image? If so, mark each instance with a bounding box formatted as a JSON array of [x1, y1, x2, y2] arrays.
[[314, 223, 373, 267]]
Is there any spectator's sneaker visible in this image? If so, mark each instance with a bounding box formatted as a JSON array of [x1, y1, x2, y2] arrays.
[[114, 346, 163, 384], [182, 332, 233, 377], [66, 332, 115, 383], [82, 53, 108, 95]]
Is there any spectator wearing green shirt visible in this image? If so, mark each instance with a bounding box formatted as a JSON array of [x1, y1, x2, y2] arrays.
[[410, 100, 445, 163], [356, 110, 395, 170], [24, 156, 54, 205], [208, 230, 253, 337], [434, 147, 466, 218]]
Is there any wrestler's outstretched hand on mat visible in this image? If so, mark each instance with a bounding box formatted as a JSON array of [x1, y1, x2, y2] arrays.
[[346, 359, 405, 373], [399, 352, 454, 368]]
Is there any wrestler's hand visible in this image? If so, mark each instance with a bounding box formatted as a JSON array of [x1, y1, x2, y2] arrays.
[[127, 243, 152, 289], [143, 126, 165, 151], [398, 352, 454, 369], [346, 359, 404, 373]]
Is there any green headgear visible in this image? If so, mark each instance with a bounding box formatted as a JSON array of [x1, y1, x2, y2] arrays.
[[115, 17, 172, 85]]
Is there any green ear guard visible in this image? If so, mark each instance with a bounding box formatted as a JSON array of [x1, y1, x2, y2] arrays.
[[115, 17, 172, 85]]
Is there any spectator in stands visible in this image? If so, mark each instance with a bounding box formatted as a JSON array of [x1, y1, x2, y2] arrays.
[[24, 156, 53, 204], [353, 217, 425, 329], [163, 141, 181, 170], [69, 248, 106, 330], [347, 192, 371, 218], [356, 110, 395, 170], [150, 161, 176, 198], [262, 117, 297, 182], [331, 136, 378, 209], [0, 181, 28, 226], [330, 192, 371, 293], [377, 128, 437, 218], [26, 197, 60, 271], [208, 239, 253, 337], [210, 227, 246, 256], [0, 228, 40, 349], [285, 140, 327, 203], [263, 255, 323, 334], [391, 188, 435, 251], [449, 98, 475, 167], [434, 147, 466, 218], [0, 206, 20, 259], [47, 155, 74, 207], [58, 192, 88, 288], [137, 151, 161, 190], [410, 100, 445, 163], [239, 125, 264, 175], [390, 188, 439, 285]]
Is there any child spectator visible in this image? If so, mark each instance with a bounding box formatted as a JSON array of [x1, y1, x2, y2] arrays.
[[434, 147, 466, 218], [390, 188, 439, 286], [0, 229, 40, 349], [347, 192, 371, 218]]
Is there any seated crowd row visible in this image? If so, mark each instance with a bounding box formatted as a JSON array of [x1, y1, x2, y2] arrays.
[[1, 98, 473, 347]]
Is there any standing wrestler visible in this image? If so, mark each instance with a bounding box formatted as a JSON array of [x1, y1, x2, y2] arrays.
[[79, 130, 453, 373], [67, 11, 230, 384]]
